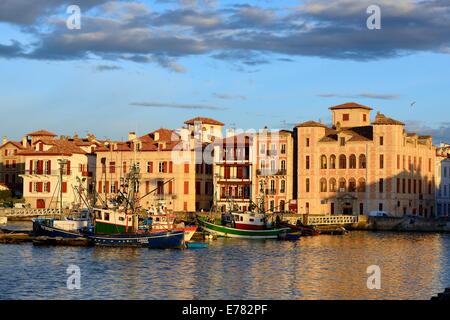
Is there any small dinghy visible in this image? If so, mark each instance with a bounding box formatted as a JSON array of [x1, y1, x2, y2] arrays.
[[186, 242, 209, 249]]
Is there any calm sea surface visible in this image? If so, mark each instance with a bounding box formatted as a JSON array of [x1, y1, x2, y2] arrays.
[[1, 222, 449, 300]]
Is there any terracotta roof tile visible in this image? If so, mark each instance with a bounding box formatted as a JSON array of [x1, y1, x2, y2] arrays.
[[184, 117, 224, 126], [296, 121, 328, 128], [329, 102, 372, 111], [27, 130, 57, 137], [372, 112, 404, 126]]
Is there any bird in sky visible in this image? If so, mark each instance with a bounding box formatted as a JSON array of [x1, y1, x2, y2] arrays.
[[411, 101, 416, 107]]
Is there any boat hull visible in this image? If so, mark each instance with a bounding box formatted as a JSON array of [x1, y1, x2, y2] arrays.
[[32, 219, 84, 239], [87, 230, 185, 248], [198, 217, 289, 239]]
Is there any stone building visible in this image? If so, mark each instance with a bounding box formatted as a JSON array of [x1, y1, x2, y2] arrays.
[[0, 137, 28, 196], [436, 143, 450, 217], [94, 117, 223, 213], [18, 134, 98, 209], [253, 129, 294, 213], [296, 102, 436, 217]]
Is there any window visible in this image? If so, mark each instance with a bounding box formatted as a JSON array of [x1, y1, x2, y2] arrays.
[[340, 137, 346, 146], [359, 154, 367, 169], [280, 180, 286, 193], [330, 155, 336, 169], [306, 138, 310, 147], [184, 163, 189, 173], [349, 155, 357, 169], [397, 155, 400, 170], [109, 162, 115, 174], [380, 136, 384, 146], [306, 179, 310, 193], [339, 178, 346, 192], [147, 161, 153, 173], [260, 143, 266, 155], [397, 178, 400, 193], [379, 203, 383, 211], [349, 178, 356, 192], [358, 178, 366, 192], [320, 178, 327, 192], [379, 179, 384, 193], [281, 144, 286, 154], [184, 181, 189, 195], [330, 178, 337, 192], [380, 155, 384, 169], [281, 160, 286, 171], [320, 155, 327, 169], [123, 162, 127, 173], [339, 155, 347, 169], [159, 162, 165, 173], [363, 114, 367, 122], [343, 114, 350, 121], [260, 159, 266, 170], [306, 156, 310, 170], [408, 179, 412, 193]]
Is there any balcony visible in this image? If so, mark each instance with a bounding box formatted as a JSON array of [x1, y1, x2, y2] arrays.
[[256, 169, 286, 176]]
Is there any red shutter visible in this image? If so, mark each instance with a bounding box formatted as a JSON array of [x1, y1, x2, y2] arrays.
[[29, 160, 33, 174], [66, 161, 71, 175], [163, 161, 167, 173], [29, 182, 32, 192], [146, 181, 150, 193], [169, 161, 173, 173], [184, 181, 189, 195], [47, 160, 51, 174], [62, 182, 67, 193], [184, 163, 189, 173], [168, 181, 173, 195], [47, 182, 51, 193], [149, 162, 153, 173], [98, 181, 102, 194], [105, 181, 109, 193], [114, 181, 118, 193], [37, 182, 43, 192]]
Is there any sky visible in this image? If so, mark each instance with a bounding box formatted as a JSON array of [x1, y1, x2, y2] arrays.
[[1, 0, 450, 142]]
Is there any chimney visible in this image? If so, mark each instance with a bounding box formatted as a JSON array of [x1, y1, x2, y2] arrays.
[[128, 132, 136, 141], [22, 136, 28, 148], [2, 136, 7, 145], [154, 132, 160, 141]]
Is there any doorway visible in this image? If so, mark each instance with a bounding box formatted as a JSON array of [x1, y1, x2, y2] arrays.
[[36, 199, 45, 209]]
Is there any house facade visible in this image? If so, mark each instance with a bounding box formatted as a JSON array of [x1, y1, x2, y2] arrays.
[[296, 103, 436, 217], [436, 143, 450, 217], [18, 134, 97, 209]]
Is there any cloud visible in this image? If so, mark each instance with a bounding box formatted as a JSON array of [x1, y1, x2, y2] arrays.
[[405, 120, 450, 144], [318, 93, 400, 100], [130, 101, 226, 110], [213, 93, 246, 100], [1, 0, 450, 71], [95, 64, 122, 72]]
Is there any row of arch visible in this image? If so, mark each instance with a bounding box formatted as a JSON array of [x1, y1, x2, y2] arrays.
[[320, 177, 366, 193], [320, 154, 367, 170]]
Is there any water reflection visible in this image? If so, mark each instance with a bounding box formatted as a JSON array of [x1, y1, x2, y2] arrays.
[[0, 230, 449, 300]]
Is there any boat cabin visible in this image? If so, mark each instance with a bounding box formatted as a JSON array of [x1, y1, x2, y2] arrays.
[[94, 208, 137, 234], [223, 212, 267, 230]]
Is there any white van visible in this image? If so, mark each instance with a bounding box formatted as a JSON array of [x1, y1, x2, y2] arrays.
[[368, 211, 390, 217]]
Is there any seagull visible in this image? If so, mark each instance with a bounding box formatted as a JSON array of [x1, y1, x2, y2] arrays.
[[410, 101, 416, 107]]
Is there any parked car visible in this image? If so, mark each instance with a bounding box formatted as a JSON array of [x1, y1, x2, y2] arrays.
[[368, 211, 390, 217]]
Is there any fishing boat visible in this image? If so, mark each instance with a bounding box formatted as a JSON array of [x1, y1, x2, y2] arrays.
[[146, 201, 197, 242], [87, 206, 185, 248], [197, 213, 289, 239], [197, 181, 291, 239], [32, 216, 90, 239]]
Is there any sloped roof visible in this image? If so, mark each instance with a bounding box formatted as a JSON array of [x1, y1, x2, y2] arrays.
[[0, 141, 26, 150], [27, 130, 57, 137], [296, 121, 328, 128], [184, 117, 224, 126], [372, 112, 404, 126], [329, 102, 372, 111]]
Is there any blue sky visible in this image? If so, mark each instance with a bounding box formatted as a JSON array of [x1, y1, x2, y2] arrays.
[[1, 0, 450, 142]]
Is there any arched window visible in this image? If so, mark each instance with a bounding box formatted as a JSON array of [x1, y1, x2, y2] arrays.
[[349, 154, 357, 169], [280, 200, 286, 212], [348, 178, 357, 192], [281, 160, 286, 171], [329, 178, 337, 192], [339, 155, 347, 169], [339, 178, 346, 192], [280, 180, 286, 193], [330, 155, 336, 169], [358, 178, 366, 192], [320, 155, 327, 169], [320, 178, 327, 192], [359, 154, 367, 169]]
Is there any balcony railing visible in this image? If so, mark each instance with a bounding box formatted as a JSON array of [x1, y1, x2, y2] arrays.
[[256, 169, 286, 176]]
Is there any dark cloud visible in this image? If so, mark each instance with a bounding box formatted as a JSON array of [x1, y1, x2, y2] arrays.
[[1, 0, 450, 71], [405, 120, 450, 144], [318, 93, 400, 100], [130, 101, 226, 110]]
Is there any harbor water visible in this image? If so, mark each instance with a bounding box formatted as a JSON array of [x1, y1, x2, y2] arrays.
[[1, 222, 449, 300]]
